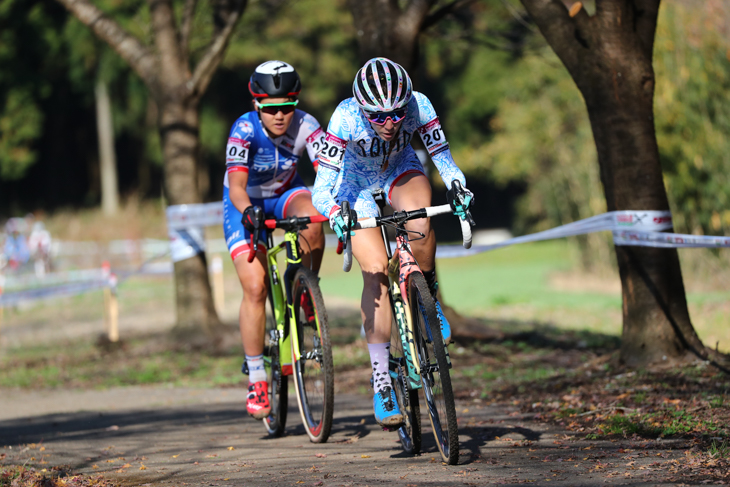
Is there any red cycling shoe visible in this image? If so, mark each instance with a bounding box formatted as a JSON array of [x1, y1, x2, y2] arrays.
[[246, 381, 271, 420]]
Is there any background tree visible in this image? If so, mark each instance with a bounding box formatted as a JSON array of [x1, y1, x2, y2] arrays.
[[516, 0, 724, 367], [54, 0, 247, 341], [346, 0, 475, 69]]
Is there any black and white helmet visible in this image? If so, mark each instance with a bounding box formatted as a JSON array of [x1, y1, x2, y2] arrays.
[[248, 60, 302, 98], [352, 57, 413, 112]]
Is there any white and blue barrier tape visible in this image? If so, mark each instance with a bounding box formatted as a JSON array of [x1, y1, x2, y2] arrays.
[[165, 203, 730, 261], [4, 206, 727, 308]]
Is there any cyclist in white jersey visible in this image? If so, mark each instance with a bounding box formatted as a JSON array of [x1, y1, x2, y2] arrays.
[[312, 57, 473, 427], [224, 61, 325, 420]]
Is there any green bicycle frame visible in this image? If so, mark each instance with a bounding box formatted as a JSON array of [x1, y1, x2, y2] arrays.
[[266, 240, 291, 373], [267, 229, 304, 372], [266, 229, 315, 373]]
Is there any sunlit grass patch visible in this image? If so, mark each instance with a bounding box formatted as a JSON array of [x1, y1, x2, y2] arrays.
[[0, 334, 245, 390]]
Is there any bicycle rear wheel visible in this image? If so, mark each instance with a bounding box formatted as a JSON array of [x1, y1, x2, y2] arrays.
[[263, 299, 287, 437], [390, 298, 421, 455], [291, 268, 334, 443], [408, 272, 459, 464]]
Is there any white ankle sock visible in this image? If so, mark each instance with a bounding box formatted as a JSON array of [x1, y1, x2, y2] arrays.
[[367, 342, 391, 394], [246, 354, 266, 384]]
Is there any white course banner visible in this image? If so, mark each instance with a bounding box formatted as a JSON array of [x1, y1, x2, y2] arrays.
[[166, 202, 224, 262], [613, 230, 730, 248], [436, 210, 728, 259], [166, 202, 224, 230]]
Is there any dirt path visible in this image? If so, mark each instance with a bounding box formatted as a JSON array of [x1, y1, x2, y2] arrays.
[[1, 384, 699, 486]]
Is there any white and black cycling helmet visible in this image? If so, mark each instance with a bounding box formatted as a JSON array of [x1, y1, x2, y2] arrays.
[[352, 57, 413, 112], [248, 60, 302, 98]]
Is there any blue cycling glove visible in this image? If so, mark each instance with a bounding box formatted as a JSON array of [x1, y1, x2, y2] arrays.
[[329, 208, 356, 242], [447, 185, 474, 221]]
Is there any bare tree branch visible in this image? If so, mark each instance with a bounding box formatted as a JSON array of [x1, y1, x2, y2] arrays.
[[422, 0, 476, 32], [180, 0, 198, 60], [54, 0, 158, 88], [400, 0, 433, 38], [149, 0, 186, 86], [189, 0, 247, 98], [632, 0, 661, 59], [519, 0, 591, 74]]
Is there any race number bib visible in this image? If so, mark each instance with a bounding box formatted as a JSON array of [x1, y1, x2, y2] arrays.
[[318, 133, 347, 171], [417, 118, 449, 157], [306, 127, 326, 153], [226, 137, 251, 165]]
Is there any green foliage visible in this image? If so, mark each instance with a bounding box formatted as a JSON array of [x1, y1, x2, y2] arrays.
[[0, 0, 60, 180], [224, 0, 358, 125], [454, 2, 730, 269], [654, 2, 730, 237], [0, 89, 43, 179]]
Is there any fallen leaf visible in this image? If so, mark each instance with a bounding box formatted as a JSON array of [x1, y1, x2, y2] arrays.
[[569, 2, 582, 17], [315, 453, 326, 458], [106, 425, 119, 431], [139, 464, 147, 470], [172, 454, 179, 458], [361, 455, 371, 458], [227, 447, 235, 451]]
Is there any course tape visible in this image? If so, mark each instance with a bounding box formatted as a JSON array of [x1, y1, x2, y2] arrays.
[[0, 278, 112, 308], [434, 210, 729, 259]]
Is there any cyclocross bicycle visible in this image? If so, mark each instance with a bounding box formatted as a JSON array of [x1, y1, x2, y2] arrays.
[[245, 210, 334, 443], [339, 181, 474, 465]]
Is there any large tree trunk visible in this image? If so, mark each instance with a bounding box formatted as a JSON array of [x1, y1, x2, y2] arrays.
[[519, 0, 714, 367], [160, 101, 222, 337], [579, 37, 703, 366], [55, 0, 246, 344]]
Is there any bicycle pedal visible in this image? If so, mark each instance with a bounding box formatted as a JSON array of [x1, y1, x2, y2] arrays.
[[381, 424, 402, 432]]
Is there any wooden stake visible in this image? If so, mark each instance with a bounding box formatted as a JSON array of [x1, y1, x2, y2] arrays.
[[102, 266, 119, 343]]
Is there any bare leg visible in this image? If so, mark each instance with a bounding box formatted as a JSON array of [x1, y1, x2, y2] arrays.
[[284, 193, 325, 272], [233, 251, 268, 357], [350, 227, 392, 344], [389, 172, 436, 272]]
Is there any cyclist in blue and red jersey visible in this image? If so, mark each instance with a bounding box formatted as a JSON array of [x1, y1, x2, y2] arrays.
[[223, 60, 325, 420], [312, 57, 473, 428]]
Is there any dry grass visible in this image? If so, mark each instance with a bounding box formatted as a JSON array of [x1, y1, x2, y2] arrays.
[[42, 196, 168, 242]]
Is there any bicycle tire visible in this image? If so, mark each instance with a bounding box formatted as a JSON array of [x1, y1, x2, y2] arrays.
[[408, 272, 459, 464], [291, 267, 334, 443], [390, 299, 422, 455], [263, 297, 288, 437]]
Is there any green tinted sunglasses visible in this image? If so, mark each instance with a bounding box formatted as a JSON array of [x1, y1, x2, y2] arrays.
[[255, 100, 299, 115]]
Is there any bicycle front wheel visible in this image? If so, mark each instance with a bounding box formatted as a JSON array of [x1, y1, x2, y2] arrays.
[[263, 298, 288, 437], [390, 298, 421, 455], [291, 268, 334, 443], [409, 272, 459, 464]]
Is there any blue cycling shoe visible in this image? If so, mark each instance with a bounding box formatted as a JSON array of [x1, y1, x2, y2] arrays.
[[434, 300, 452, 345], [421, 299, 452, 345], [373, 386, 404, 428]]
